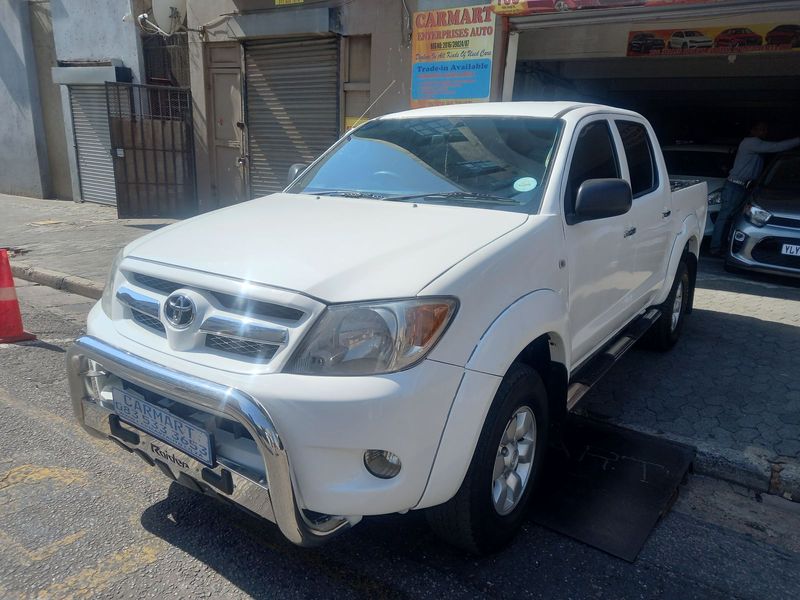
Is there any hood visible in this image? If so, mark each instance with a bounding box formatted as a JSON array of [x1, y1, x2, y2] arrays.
[[752, 188, 800, 219], [126, 193, 528, 302]]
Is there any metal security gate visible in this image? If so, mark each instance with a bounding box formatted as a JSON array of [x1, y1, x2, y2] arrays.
[[69, 85, 117, 205], [105, 82, 197, 218], [245, 37, 340, 197]]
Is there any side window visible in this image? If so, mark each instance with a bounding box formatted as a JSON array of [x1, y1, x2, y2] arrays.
[[565, 120, 619, 215], [616, 120, 658, 198]]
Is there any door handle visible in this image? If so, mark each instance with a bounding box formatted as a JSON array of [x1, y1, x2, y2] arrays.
[[662, 210, 672, 218], [624, 227, 637, 238]]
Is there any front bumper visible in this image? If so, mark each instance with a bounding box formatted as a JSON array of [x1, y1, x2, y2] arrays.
[[67, 335, 351, 546], [727, 217, 800, 278]]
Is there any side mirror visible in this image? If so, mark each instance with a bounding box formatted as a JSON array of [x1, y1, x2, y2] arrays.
[[572, 178, 632, 224], [287, 163, 308, 185]]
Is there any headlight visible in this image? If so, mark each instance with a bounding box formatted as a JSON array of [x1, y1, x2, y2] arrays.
[[707, 190, 722, 205], [100, 250, 124, 318], [287, 297, 458, 376], [743, 203, 771, 227]]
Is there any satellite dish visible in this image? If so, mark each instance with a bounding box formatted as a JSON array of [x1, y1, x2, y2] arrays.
[[151, 0, 186, 36]]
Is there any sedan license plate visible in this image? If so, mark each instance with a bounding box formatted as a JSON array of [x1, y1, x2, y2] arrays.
[[112, 388, 214, 466], [781, 243, 800, 256]]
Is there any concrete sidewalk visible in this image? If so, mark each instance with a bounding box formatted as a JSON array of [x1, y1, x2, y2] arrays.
[[1, 194, 173, 298], [2, 193, 799, 501]]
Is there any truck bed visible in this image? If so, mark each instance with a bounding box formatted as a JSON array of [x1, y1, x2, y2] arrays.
[[670, 178, 708, 232]]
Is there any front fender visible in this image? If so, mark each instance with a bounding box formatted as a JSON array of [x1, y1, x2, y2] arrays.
[[415, 289, 569, 509], [465, 288, 570, 376]]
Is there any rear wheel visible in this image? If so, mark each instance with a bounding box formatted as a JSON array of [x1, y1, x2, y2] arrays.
[[426, 363, 548, 555], [643, 260, 690, 351]]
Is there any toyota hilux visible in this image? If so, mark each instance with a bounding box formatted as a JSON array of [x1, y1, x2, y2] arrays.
[[67, 102, 707, 554]]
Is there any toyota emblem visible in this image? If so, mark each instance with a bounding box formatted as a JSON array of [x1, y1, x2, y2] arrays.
[[164, 294, 195, 329]]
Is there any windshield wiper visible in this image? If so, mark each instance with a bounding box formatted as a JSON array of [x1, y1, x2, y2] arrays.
[[382, 191, 518, 205], [310, 190, 387, 199]]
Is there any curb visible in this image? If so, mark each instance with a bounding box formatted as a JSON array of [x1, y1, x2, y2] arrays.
[[610, 420, 800, 502], [10, 262, 103, 300]]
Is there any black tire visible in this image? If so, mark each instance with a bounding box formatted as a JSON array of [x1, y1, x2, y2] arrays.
[[644, 260, 690, 351], [425, 363, 549, 555]]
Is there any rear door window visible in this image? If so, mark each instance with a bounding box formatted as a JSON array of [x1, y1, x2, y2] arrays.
[[565, 120, 620, 216], [616, 120, 658, 198]]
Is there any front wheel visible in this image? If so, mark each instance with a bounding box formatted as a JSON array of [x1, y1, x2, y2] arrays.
[[426, 363, 549, 554], [643, 260, 690, 351]]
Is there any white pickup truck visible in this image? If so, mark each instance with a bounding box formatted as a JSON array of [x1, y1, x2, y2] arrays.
[[67, 102, 707, 554]]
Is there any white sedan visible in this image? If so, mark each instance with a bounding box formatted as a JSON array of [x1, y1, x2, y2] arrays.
[[668, 30, 714, 49]]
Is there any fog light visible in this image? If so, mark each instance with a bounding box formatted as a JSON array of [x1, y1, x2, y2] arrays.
[[364, 449, 402, 479], [731, 230, 747, 253]]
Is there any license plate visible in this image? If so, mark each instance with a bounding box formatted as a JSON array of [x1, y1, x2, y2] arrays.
[[781, 243, 800, 256], [112, 388, 214, 466]]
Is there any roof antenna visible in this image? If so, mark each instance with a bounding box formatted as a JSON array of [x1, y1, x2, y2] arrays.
[[351, 79, 397, 130]]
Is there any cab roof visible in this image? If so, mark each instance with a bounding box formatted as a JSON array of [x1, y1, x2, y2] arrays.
[[380, 101, 639, 121]]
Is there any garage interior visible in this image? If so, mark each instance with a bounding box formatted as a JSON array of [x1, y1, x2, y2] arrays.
[[509, 4, 800, 148]]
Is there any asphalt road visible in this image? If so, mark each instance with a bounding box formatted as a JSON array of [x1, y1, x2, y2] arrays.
[[1, 281, 800, 599]]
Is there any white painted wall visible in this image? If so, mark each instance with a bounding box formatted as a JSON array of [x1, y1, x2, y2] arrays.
[[0, 0, 50, 198], [50, 0, 144, 202]]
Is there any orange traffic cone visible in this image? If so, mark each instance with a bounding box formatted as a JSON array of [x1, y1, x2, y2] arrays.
[[0, 249, 36, 343]]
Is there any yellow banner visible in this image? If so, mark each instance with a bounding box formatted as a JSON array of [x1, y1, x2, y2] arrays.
[[628, 22, 800, 57]]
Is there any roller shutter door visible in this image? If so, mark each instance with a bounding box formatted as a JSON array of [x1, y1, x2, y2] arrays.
[[69, 85, 117, 205], [245, 37, 339, 197]]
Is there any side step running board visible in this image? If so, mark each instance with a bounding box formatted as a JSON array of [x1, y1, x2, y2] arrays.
[[566, 308, 661, 412]]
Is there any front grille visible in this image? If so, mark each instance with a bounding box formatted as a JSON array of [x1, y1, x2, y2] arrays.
[[210, 292, 304, 322], [205, 334, 278, 361], [751, 237, 800, 269], [130, 272, 304, 322], [132, 310, 166, 333], [132, 273, 182, 294], [769, 216, 800, 229]]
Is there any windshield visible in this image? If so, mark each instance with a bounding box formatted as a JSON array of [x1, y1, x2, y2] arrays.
[[287, 116, 563, 213], [663, 149, 732, 178], [763, 156, 800, 192]]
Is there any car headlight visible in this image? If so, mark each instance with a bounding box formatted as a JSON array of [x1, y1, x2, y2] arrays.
[[707, 190, 722, 205], [287, 297, 458, 376], [743, 203, 772, 227], [100, 250, 125, 318]]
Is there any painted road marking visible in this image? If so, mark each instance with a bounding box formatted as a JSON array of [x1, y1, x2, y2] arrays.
[[0, 465, 87, 491], [36, 543, 161, 599], [0, 529, 87, 564]]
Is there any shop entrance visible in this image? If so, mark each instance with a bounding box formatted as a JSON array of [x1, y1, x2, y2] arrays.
[[509, 4, 800, 147], [512, 53, 800, 148]]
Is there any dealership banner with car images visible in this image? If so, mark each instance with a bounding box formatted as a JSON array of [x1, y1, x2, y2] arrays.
[[490, 0, 730, 17], [411, 4, 497, 107], [627, 22, 800, 56]]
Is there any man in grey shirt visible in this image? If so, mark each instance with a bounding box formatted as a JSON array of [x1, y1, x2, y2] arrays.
[[710, 122, 800, 255]]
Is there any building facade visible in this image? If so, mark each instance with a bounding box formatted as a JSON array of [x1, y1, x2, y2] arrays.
[[3, 0, 798, 214]]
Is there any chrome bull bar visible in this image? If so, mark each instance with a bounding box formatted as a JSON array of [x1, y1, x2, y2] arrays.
[[66, 335, 350, 546]]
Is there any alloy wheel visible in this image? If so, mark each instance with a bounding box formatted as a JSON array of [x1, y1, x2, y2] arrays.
[[671, 279, 684, 332], [492, 406, 536, 516]]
